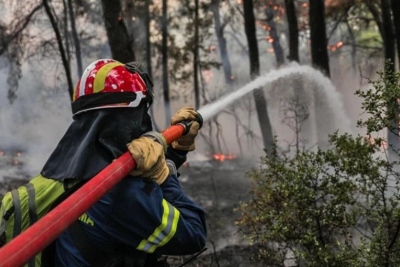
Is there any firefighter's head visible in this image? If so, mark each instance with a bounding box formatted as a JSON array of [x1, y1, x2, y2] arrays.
[[71, 59, 154, 118]]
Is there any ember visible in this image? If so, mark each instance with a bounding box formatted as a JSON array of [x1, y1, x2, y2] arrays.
[[212, 153, 236, 162]]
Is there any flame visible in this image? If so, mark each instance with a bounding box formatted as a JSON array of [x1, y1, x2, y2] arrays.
[[328, 41, 344, 51], [212, 153, 236, 162], [0, 151, 3, 156]]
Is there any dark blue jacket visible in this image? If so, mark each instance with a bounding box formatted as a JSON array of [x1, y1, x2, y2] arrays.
[[54, 173, 207, 266]]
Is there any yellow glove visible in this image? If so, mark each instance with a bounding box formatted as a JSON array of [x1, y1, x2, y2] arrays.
[[127, 136, 169, 185], [170, 106, 200, 151]]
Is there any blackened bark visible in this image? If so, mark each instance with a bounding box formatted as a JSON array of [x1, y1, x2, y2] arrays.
[[162, 0, 171, 127], [145, 0, 160, 131], [67, 0, 83, 76], [43, 0, 74, 102], [309, 0, 332, 149], [390, 0, 400, 67], [265, 5, 285, 66], [101, 0, 135, 63], [145, 0, 152, 80], [309, 0, 330, 77], [243, 0, 274, 154], [382, 0, 395, 73], [382, 0, 399, 159], [193, 0, 200, 109], [284, 0, 299, 62]]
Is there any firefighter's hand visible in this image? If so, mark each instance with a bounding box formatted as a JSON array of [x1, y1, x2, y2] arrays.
[[170, 106, 200, 151], [127, 136, 169, 185]]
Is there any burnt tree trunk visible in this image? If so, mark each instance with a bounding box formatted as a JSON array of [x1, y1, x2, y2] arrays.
[[309, 0, 330, 77], [67, 0, 82, 76], [284, 0, 314, 148], [162, 0, 171, 127], [309, 0, 331, 149], [284, 0, 299, 62], [390, 0, 400, 68], [243, 0, 274, 154], [43, 0, 74, 102], [265, 4, 285, 66], [382, 0, 399, 159], [193, 0, 200, 109], [145, 0, 159, 131], [101, 0, 135, 63]]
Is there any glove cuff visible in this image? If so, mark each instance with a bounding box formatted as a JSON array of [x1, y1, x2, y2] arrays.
[[141, 131, 167, 152]]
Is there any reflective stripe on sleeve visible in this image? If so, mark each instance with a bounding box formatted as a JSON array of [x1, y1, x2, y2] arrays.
[[10, 189, 21, 237], [24, 183, 38, 226], [0, 202, 5, 236], [136, 199, 180, 253]]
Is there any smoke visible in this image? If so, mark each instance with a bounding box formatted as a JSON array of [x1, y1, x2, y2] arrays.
[[0, 62, 72, 181]]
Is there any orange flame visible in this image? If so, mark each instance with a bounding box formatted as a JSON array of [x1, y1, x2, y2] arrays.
[[212, 153, 236, 162]]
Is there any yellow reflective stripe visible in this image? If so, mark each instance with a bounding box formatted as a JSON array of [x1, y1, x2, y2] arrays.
[[136, 199, 180, 253], [93, 62, 124, 93], [0, 202, 5, 236], [158, 204, 179, 247]]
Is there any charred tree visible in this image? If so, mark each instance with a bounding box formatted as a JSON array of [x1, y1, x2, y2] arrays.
[[145, 0, 153, 81], [265, 4, 284, 66], [284, 0, 299, 62], [193, 0, 200, 109], [162, 0, 171, 127], [390, 0, 400, 68], [382, 0, 396, 74], [67, 0, 83, 76], [101, 0, 135, 63], [309, 0, 330, 77], [243, 0, 274, 154], [283, 0, 313, 148], [309, 0, 331, 149], [144, 0, 159, 131], [43, 0, 74, 102], [382, 0, 399, 159]]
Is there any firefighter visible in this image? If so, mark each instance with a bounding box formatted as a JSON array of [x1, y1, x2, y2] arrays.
[[40, 59, 206, 266]]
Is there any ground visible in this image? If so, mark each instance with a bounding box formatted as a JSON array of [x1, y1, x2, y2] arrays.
[[0, 156, 266, 267]]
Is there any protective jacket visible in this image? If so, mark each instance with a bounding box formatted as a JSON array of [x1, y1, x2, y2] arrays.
[[39, 108, 206, 266], [54, 171, 206, 266]]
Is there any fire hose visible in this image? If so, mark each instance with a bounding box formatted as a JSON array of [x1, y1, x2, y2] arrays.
[[0, 113, 203, 267]]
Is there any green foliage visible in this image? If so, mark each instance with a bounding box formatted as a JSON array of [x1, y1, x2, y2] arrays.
[[356, 70, 400, 136], [237, 71, 400, 266]]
